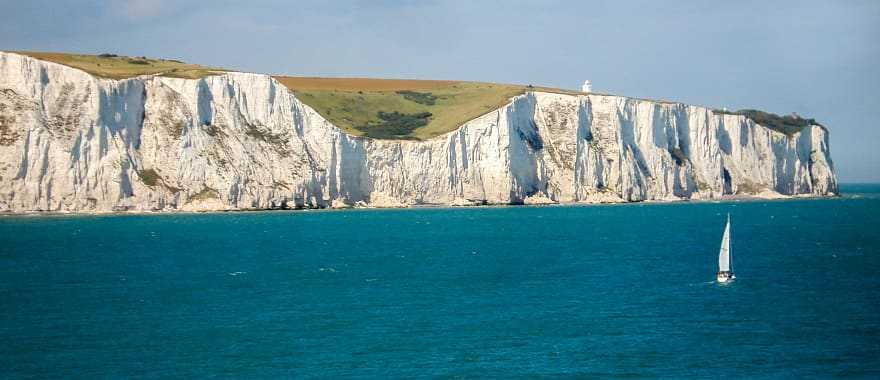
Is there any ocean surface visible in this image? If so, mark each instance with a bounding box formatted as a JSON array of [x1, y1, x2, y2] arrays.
[[1, 185, 879, 378]]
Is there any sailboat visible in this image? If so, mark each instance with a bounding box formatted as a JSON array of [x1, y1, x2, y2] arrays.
[[716, 214, 735, 283]]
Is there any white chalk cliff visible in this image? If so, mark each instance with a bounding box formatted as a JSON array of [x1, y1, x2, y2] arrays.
[[0, 52, 837, 213]]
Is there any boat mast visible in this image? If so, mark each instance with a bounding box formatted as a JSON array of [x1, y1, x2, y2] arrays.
[[727, 213, 732, 272], [719, 213, 731, 274]]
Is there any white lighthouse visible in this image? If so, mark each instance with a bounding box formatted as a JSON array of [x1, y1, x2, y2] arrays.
[[581, 80, 592, 93]]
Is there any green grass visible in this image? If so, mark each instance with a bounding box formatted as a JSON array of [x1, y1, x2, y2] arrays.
[[278, 78, 526, 140], [10, 51, 816, 141], [13, 51, 225, 80], [715, 108, 820, 136]]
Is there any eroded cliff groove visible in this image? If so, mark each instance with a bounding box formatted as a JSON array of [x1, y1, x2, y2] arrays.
[[0, 52, 837, 213]]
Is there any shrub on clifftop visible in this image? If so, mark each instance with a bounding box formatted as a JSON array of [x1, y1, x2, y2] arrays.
[[715, 108, 820, 136], [355, 111, 433, 139]]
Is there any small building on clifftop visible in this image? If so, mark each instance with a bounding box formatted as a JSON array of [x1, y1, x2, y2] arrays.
[[581, 80, 592, 93]]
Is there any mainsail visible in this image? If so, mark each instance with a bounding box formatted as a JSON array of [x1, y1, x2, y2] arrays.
[[718, 214, 731, 272]]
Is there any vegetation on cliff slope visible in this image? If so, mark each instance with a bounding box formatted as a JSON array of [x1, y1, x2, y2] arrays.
[[9, 51, 821, 141], [353, 111, 433, 139], [15, 52, 224, 79], [275, 77, 527, 140], [715, 108, 821, 136]]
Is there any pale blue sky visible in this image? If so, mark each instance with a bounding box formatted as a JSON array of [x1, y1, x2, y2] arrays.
[[2, 0, 878, 181]]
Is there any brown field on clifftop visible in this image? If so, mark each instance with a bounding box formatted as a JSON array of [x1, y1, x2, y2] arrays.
[[273, 76, 458, 92], [10, 52, 605, 140]]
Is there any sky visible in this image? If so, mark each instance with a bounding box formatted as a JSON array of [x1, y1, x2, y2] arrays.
[[1, 0, 878, 182]]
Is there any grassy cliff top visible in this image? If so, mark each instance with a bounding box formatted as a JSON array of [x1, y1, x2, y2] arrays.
[[275, 76, 533, 139], [8, 51, 821, 140], [714, 108, 822, 136], [13, 51, 224, 80]]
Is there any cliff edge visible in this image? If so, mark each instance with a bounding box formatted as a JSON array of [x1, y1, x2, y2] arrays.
[[0, 52, 837, 213]]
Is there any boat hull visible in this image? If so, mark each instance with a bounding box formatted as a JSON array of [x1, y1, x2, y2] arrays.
[[716, 271, 734, 283]]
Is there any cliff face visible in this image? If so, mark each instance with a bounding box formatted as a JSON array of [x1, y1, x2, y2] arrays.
[[0, 52, 837, 213]]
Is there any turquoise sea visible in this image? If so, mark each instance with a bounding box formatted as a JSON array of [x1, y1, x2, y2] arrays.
[[1, 185, 879, 378]]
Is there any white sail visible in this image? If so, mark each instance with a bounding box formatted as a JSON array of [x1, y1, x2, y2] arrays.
[[718, 214, 731, 272]]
